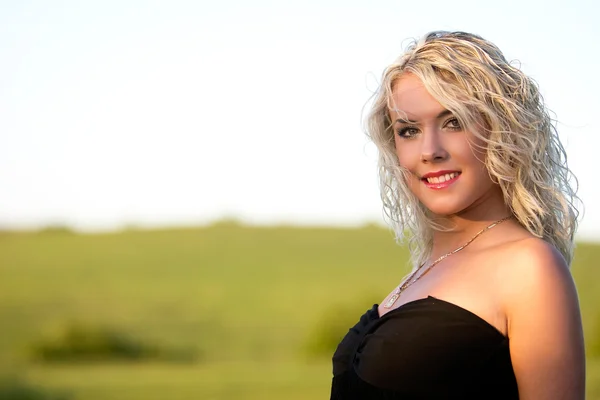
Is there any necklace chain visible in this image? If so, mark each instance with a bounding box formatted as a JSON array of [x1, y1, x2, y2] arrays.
[[383, 216, 512, 309]]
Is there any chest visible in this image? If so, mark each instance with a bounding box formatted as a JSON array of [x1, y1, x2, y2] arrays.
[[332, 299, 519, 399], [379, 252, 509, 336]]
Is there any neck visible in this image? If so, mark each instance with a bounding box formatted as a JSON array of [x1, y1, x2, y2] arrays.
[[428, 192, 512, 259]]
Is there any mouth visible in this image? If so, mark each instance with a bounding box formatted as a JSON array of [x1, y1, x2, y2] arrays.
[[421, 171, 461, 189]]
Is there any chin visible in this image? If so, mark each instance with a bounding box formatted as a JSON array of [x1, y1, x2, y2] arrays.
[[421, 200, 469, 217]]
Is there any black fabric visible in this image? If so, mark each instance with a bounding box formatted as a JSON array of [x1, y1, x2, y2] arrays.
[[331, 296, 519, 399]]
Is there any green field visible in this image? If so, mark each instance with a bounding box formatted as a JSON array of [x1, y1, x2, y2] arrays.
[[1, 223, 599, 399]]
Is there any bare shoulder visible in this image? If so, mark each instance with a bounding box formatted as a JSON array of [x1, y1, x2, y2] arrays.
[[494, 237, 572, 304], [495, 237, 585, 399], [496, 236, 579, 330], [500, 235, 566, 268]]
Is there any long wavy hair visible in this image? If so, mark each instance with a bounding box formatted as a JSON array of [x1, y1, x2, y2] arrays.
[[366, 31, 580, 267]]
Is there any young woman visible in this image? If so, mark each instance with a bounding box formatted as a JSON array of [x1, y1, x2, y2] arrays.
[[331, 31, 585, 399]]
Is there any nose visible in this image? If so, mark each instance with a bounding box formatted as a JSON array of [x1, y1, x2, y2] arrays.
[[420, 128, 448, 163]]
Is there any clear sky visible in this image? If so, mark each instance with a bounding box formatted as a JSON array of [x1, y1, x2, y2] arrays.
[[1, 0, 599, 238]]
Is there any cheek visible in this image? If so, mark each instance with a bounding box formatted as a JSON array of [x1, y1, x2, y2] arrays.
[[470, 144, 487, 165], [447, 135, 486, 169], [394, 140, 418, 170], [465, 132, 488, 162]]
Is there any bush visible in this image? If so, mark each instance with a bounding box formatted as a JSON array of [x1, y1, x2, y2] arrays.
[[36, 225, 75, 235], [30, 322, 199, 364], [303, 303, 367, 359], [0, 377, 71, 400]]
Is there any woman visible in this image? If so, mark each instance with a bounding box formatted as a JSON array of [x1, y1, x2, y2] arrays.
[[331, 31, 585, 399]]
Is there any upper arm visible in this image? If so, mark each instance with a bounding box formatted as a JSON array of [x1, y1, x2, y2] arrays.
[[505, 239, 585, 400]]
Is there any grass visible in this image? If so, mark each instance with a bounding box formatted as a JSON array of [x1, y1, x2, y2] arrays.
[[1, 224, 599, 399], [21, 361, 331, 400]]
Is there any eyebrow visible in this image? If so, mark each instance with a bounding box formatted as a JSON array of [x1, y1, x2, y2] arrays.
[[394, 109, 454, 124]]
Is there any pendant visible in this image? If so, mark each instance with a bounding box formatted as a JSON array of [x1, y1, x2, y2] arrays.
[[383, 292, 400, 309]]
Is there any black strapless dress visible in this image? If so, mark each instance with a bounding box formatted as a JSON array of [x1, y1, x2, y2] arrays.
[[331, 296, 519, 399]]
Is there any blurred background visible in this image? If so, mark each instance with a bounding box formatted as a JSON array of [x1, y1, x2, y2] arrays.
[[1, 0, 599, 399]]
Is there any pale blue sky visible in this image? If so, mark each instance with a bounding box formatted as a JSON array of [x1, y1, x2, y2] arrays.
[[1, 0, 599, 238]]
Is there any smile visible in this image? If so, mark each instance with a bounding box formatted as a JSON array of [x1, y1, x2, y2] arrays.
[[421, 171, 461, 189]]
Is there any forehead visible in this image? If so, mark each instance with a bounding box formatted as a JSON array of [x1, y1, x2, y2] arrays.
[[389, 73, 446, 121]]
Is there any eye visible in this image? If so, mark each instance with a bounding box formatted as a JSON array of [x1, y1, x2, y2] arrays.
[[396, 126, 420, 138], [444, 118, 462, 131]]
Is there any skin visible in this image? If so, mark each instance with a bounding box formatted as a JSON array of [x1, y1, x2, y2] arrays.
[[378, 73, 585, 399]]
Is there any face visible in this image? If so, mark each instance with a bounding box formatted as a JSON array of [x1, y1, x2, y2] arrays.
[[389, 73, 503, 217]]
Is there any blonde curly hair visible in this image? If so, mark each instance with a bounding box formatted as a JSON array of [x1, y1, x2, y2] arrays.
[[366, 31, 580, 267]]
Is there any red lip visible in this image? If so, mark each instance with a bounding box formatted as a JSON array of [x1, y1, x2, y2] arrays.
[[421, 170, 461, 179], [421, 171, 461, 190]]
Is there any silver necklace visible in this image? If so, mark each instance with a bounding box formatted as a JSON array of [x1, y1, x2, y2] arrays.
[[383, 216, 512, 309]]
